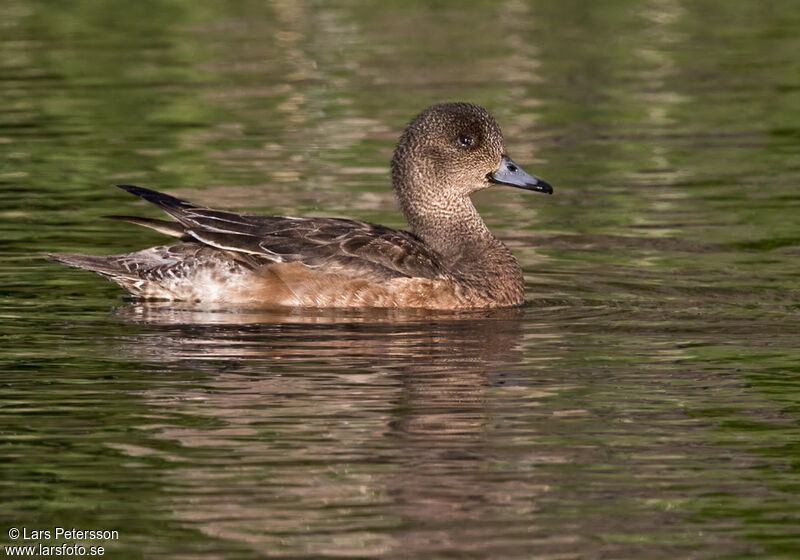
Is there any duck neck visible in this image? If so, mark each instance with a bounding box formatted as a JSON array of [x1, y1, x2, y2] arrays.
[[390, 148, 520, 279], [393, 175, 525, 304], [398, 189, 511, 266]]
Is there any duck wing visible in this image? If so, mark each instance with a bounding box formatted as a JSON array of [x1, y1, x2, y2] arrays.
[[114, 185, 445, 281]]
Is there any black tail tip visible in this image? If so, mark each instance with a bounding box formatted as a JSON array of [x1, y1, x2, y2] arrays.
[[115, 184, 148, 196], [114, 184, 189, 207]]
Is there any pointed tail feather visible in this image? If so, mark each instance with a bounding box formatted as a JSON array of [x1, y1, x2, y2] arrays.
[[115, 184, 213, 231], [44, 252, 137, 280], [115, 184, 195, 210]]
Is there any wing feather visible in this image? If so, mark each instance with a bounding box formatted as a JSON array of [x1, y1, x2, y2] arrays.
[[115, 185, 444, 280]]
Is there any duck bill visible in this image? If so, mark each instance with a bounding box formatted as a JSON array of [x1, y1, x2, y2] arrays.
[[488, 155, 553, 194]]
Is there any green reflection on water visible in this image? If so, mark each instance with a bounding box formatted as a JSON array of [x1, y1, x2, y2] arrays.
[[2, 0, 800, 558]]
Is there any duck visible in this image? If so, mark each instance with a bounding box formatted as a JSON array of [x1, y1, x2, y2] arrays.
[[47, 102, 553, 309]]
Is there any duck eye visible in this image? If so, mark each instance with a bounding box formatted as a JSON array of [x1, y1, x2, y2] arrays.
[[457, 134, 475, 148]]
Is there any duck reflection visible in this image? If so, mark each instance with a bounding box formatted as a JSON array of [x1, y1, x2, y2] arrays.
[[114, 303, 560, 555]]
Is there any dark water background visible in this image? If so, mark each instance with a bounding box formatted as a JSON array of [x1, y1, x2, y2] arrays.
[[2, 1, 799, 558]]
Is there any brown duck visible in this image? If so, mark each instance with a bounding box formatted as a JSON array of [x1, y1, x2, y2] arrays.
[[48, 103, 553, 309]]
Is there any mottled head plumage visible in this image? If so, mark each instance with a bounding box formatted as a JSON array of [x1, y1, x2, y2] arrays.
[[391, 102, 506, 200]]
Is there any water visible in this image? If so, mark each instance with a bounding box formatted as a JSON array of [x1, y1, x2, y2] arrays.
[[2, 1, 800, 558]]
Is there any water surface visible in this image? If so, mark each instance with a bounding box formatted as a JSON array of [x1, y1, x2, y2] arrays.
[[2, 1, 800, 558]]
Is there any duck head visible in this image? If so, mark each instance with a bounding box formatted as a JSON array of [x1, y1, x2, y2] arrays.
[[391, 102, 553, 205]]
